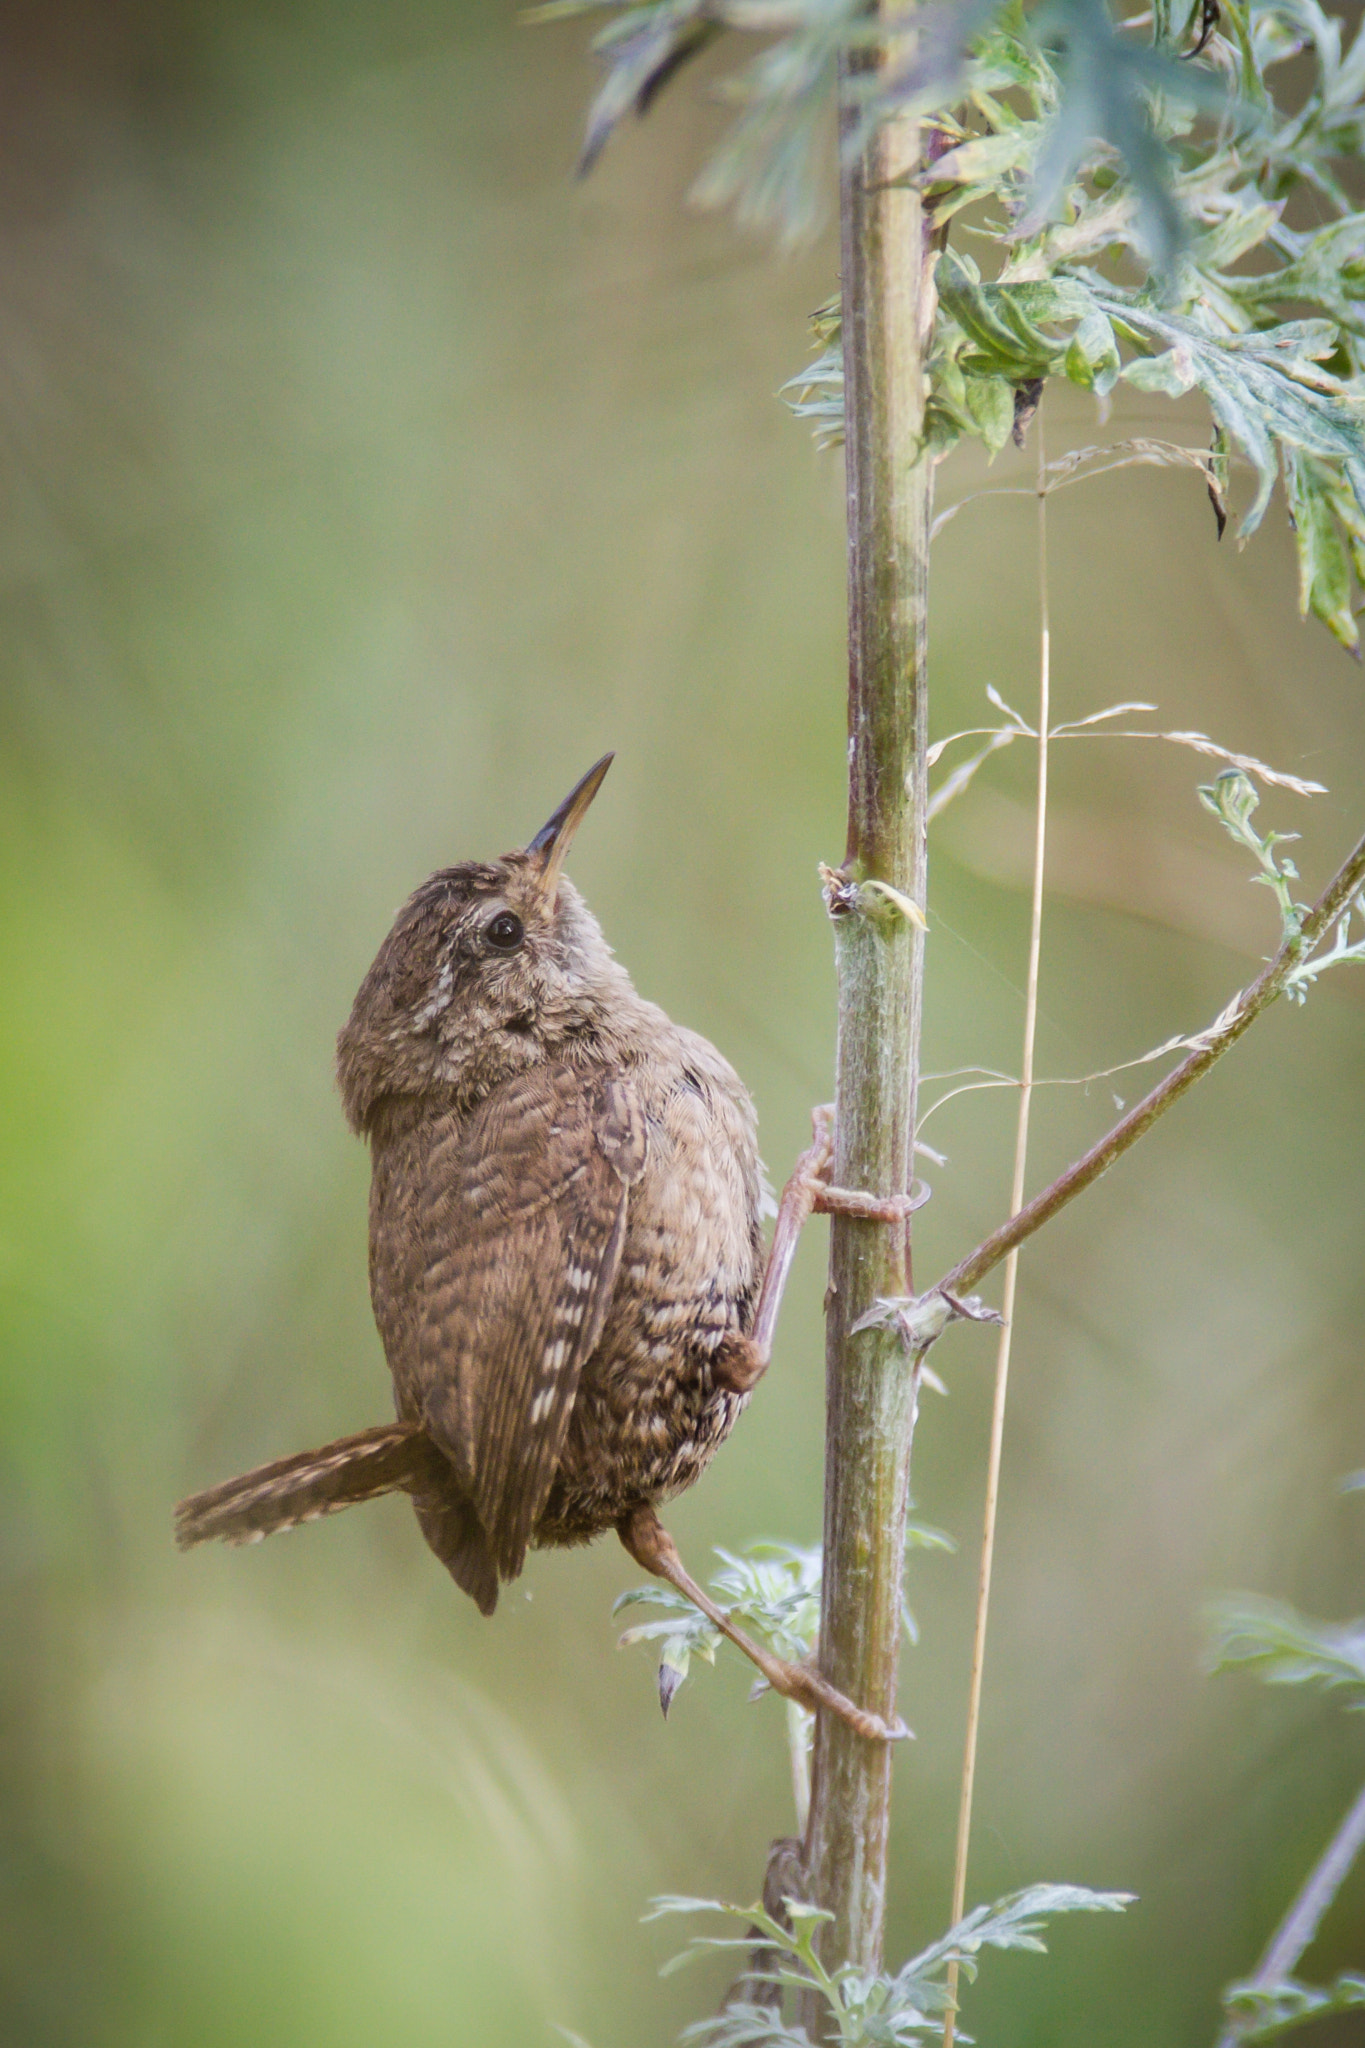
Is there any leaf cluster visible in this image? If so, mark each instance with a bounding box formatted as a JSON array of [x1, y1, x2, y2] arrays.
[[550, 0, 1365, 647], [646, 1881, 1132, 2046], [786, 0, 1365, 647], [615, 1531, 951, 1711], [543, 0, 1209, 248], [1209, 1544, 1365, 2041]]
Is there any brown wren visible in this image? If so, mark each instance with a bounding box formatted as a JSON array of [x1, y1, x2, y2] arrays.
[[176, 756, 905, 1741]]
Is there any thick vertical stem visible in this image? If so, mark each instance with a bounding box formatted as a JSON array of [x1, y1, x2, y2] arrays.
[[801, 45, 935, 1981]]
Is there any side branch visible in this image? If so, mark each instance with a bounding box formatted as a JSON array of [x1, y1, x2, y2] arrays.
[[1214, 1776, 1365, 2048], [938, 828, 1365, 1302]]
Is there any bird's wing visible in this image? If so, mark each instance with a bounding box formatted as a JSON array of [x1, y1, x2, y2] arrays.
[[415, 1061, 648, 1582]]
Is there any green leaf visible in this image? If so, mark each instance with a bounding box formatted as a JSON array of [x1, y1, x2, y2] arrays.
[[1064, 305, 1122, 393], [1106, 299, 1365, 538], [966, 373, 1017, 453], [1227, 213, 1365, 337], [1284, 447, 1359, 649], [656, 1877, 1130, 2045], [1207, 1596, 1365, 1704], [678, 2004, 814, 2048], [1222, 1973, 1365, 2042], [574, 3, 721, 173], [1121, 349, 1198, 397], [1021, 0, 1223, 274], [896, 1882, 1134, 1988]]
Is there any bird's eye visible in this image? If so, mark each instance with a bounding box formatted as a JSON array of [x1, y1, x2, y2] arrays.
[[484, 911, 524, 952]]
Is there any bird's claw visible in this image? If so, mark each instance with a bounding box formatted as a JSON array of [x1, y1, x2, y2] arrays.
[[771, 1656, 912, 1743], [813, 1184, 926, 1223], [800, 1108, 929, 1226]]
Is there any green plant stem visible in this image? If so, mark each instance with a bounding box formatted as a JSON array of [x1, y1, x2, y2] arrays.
[[800, 34, 935, 2004], [936, 823, 1365, 1305], [787, 1701, 813, 1837], [942, 417, 1051, 2048], [1214, 1777, 1365, 2048]]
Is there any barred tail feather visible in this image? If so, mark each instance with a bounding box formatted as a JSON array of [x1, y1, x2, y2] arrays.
[[174, 1422, 444, 1550]]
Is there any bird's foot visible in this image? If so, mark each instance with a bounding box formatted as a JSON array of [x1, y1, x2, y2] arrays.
[[800, 1105, 929, 1224], [813, 1183, 926, 1223], [757, 1649, 912, 1744]]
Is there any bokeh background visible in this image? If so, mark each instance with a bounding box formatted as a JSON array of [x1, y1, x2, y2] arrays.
[[2, 3, 1364, 2043]]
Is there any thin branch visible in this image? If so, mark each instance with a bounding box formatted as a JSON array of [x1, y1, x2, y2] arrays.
[[943, 414, 1051, 2048], [927, 712, 1325, 797], [929, 439, 1229, 541], [1214, 1777, 1365, 2048], [927, 728, 1019, 820], [936, 824, 1365, 1303], [917, 1035, 1199, 1129]]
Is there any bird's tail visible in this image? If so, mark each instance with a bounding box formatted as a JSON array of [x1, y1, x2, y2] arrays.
[[174, 1422, 446, 1551]]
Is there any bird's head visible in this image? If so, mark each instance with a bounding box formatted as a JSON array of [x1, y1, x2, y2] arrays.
[[337, 754, 632, 1133]]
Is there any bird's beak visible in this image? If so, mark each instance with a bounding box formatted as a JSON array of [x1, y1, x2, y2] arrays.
[[524, 752, 614, 901]]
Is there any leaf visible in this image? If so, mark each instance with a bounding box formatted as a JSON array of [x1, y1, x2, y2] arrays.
[[938, 250, 1090, 382], [655, 1876, 1131, 2045], [1222, 1973, 1365, 2042], [1020, 0, 1208, 274], [644, 1891, 742, 1922], [1108, 304, 1365, 539], [1207, 1596, 1365, 1704], [1064, 305, 1121, 394], [1229, 213, 1365, 337], [574, 4, 722, 173], [966, 371, 1017, 453], [660, 1626, 698, 1690], [679, 2002, 816, 2048], [1284, 447, 1359, 650], [689, 14, 847, 244]]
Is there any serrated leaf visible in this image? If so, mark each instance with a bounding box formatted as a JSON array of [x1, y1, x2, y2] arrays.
[[1105, 299, 1365, 538], [1020, 0, 1222, 273], [656, 1874, 1131, 2045], [1207, 1596, 1365, 1702]]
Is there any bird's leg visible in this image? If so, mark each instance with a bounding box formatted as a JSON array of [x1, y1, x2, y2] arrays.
[[617, 1503, 910, 1743], [714, 1104, 924, 1396]]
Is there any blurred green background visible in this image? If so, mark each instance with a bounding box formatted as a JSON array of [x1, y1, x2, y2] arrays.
[[2, 3, 1364, 2043]]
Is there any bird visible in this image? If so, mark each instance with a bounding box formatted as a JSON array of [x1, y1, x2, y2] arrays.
[[175, 756, 904, 1741]]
